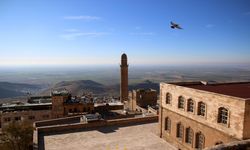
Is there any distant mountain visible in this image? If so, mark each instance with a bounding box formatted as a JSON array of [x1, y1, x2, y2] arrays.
[[128, 80, 159, 92], [41, 80, 159, 97], [41, 80, 107, 96], [0, 82, 42, 99]]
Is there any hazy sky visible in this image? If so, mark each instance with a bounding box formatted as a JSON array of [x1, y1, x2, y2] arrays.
[[0, 0, 250, 66]]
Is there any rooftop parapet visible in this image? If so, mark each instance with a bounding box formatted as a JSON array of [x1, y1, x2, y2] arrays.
[[28, 96, 52, 104], [163, 81, 250, 99], [51, 90, 69, 96], [136, 88, 156, 92]]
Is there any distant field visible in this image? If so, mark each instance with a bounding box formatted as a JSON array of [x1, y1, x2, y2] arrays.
[[0, 65, 250, 100], [0, 65, 250, 85]]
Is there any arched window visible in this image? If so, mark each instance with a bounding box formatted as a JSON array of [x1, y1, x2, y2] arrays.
[[187, 99, 194, 112], [197, 102, 206, 116], [166, 93, 172, 104], [195, 132, 205, 149], [178, 96, 185, 109], [165, 117, 171, 132], [176, 122, 184, 139], [185, 127, 193, 144], [218, 107, 228, 124]]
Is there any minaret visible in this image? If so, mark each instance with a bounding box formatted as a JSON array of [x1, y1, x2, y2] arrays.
[[120, 53, 128, 103]]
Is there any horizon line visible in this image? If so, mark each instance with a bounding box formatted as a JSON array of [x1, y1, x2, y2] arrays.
[[0, 63, 250, 68]]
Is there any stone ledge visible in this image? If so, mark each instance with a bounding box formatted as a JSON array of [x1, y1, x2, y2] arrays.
[[204, 139, 250, 150]]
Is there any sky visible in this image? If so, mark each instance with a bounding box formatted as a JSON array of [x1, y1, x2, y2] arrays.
[[0, 0, 250, 66]]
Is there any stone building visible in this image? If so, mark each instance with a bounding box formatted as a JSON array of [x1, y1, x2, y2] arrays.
[[128, 89, 157, 111], [51, 90, 71, 118], [51, 90, 94, 118], [1, 54, 129, 129], [159, 81, 250, 150], [0, 99, 52, 129], [120, 53, 128, 103], [0, 90, 124, 128], [0, 91, 95, 128]]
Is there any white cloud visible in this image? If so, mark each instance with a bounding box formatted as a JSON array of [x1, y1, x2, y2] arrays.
[[63, 16, 101, 20], [205, 24, 215, 28], [129, 32, 155, 36], [60, 32, 109, 40]]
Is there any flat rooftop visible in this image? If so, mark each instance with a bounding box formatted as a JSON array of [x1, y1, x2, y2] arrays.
[[0, 102, 52, 112], [180, 82, 250, 99], [51, 90, 69, 96], [94, 102, 123, 107], [44, 123, 176, 150], [1, 102, 52, 108]]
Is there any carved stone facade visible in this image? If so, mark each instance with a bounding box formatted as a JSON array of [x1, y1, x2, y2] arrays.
[[159, 82, 250, 150]]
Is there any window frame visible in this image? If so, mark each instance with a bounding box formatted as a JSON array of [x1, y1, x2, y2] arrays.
[[178, 96, 185, 110], [195, 132, 205, 149], [197, 101, 206, 117], [187, 98, 195, 113], [217, 107, 230, 127], [165, 117, 171, 133], [185, 127, 193, 145], [176, 122, 184, 140], [165, 93, 172, 105]]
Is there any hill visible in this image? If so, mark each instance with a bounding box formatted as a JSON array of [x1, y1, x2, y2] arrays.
[[41, 80, 108, 96], [0, 82, 42, 99], [40, 80, 159, 97], [128, 80, 159, 92]]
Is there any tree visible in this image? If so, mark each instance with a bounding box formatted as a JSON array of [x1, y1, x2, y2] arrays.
[[0, 121, 33, 150]]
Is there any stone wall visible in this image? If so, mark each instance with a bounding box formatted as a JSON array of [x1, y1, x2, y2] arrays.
[[1, 110, 52, 129], [34, 115, 81, 127], [33, 116, 158, 149], [160, 83, 247, 139], [63, 103, 94, 114], [52, 95, 67, 118], [35, 116, 158, 133], [128, 91, 137, 111], [132, 89, 157, 108], [243, 100, 250, 139], [160, 107, 237, 150]]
